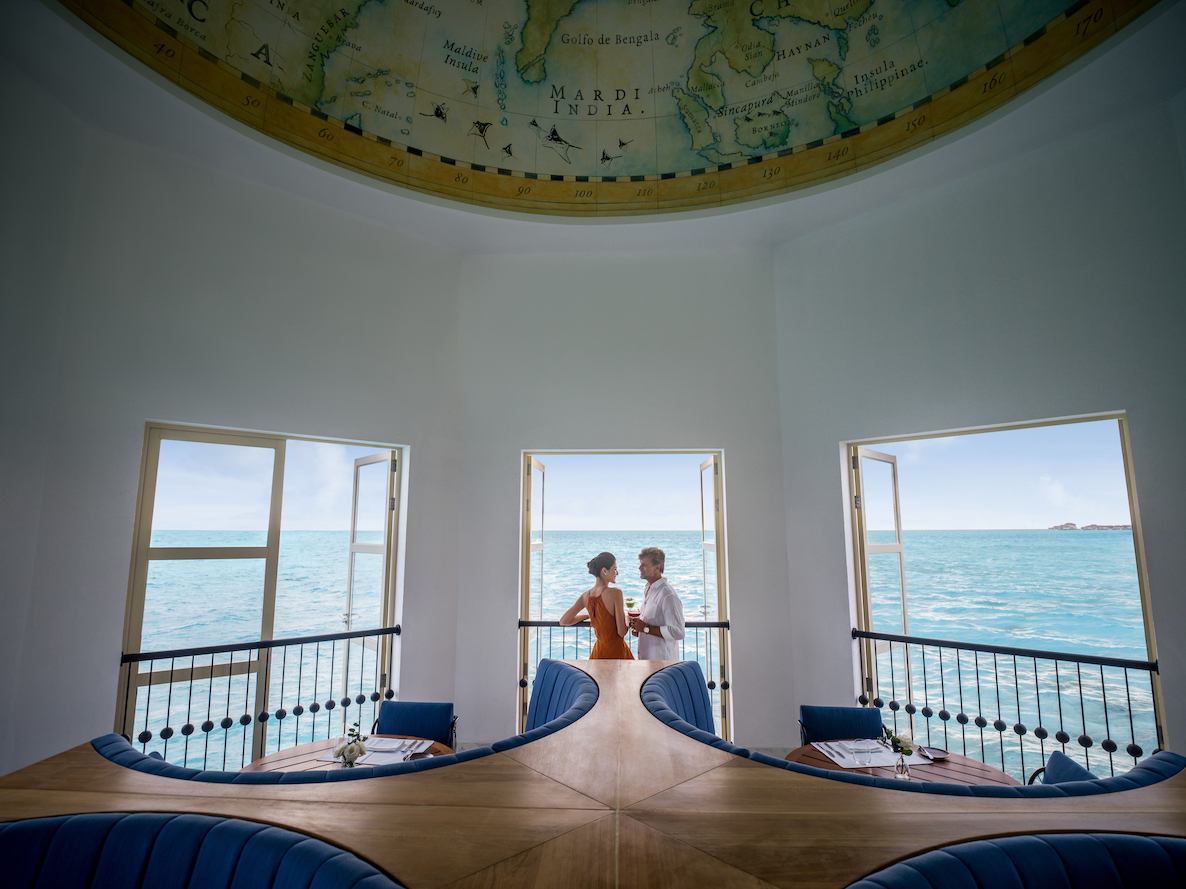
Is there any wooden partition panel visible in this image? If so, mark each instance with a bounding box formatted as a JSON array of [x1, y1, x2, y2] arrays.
[[3, 660, 1185, 888]]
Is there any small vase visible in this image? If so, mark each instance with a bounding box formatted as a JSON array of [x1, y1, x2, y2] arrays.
[[893, 751, 911, 780]]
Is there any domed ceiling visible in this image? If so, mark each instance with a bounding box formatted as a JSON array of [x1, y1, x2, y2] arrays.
[[67, 0, 1160, 215]]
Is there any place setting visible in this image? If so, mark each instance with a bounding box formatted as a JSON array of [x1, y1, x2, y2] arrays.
[[811, 738, 937, 770]]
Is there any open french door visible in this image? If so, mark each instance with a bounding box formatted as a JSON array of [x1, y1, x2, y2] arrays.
[[342, 450, 401, 725], [700, 455, 731, 737], [518, 456, 546, 727], [851, 447, 912, 721]]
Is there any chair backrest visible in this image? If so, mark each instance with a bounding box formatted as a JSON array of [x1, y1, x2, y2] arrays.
[[799, 705, 883, 745], [375, 701, 455, 748]]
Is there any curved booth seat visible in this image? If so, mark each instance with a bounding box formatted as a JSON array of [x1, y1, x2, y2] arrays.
[[492, 658, 599, 752], [91, 733, 495, 783], [640, 661, 750, 758], [0, 811, 403, 889], [846, 833, 1186, 888], [93, 659, 598, 780], [747, 748, 1186, 798]]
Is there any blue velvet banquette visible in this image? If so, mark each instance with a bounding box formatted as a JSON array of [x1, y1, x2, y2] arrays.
[[90, 658, 597, 782], [0, 812, 402, 889], [846, 832, 1186, 888], [639, 661, 1186, 799]]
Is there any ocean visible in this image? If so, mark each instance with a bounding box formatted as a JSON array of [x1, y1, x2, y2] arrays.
[[145, 529, 1145, 658]]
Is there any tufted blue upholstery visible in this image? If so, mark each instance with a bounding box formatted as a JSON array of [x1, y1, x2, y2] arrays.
[[0, 812, 404, 889], [492, 659, 599, 752], [799, 705, 884, 745], [91, 733, 494, 783], [846, 832, 1186, 888], [748, 748, 1186, 798], [1043, 749, 1098, 784], [640, 661, 750, 758], [374, 701, 455, 749]]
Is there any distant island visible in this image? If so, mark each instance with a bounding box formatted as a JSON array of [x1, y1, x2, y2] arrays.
[[1049, 522, 1132, 530]]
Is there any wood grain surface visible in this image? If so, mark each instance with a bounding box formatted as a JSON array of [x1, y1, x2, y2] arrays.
[[2, 660, 1184, 887]]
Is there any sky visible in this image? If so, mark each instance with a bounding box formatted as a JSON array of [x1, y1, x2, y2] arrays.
[[861, 419, 1132, 530], [152, 439, 388, 531], [531, 453, 712, 531], [151, 420, 1132, 532]]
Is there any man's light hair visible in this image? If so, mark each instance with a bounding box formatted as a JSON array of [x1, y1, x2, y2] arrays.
[[638, 547, 665, 573]]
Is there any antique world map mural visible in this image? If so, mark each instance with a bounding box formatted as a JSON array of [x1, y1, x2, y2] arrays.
[[64, 0, 1160, 214]]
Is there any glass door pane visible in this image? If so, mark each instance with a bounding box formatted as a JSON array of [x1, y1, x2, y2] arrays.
[[867, 553, 906, 635], [860, 456, 899, 546], [529, 459, 545, 619], [345, 451, 393, 632], [142, 559, 267, 651], [354, 460, 389, 546], [150, 439, 274, 548], [699, 458, 718, 621]]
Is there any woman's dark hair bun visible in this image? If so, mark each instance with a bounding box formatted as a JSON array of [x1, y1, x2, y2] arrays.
[[587, 551, 616, 578]]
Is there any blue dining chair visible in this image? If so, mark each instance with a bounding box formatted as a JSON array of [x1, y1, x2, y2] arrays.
[[373, 701, 457, 749], [799, 705, 883, 746]]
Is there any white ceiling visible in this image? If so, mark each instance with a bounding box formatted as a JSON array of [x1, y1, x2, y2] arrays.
[[11, 0, 1186, 256]]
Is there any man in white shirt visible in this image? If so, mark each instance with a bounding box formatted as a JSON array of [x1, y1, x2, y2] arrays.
[[629, 547, 685, 660]]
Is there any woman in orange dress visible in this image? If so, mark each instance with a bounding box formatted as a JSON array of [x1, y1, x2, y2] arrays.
[[559, 551, 633, 660]]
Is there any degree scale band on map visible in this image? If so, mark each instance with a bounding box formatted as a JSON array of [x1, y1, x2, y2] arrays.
[[62, 0, 1160, 216]]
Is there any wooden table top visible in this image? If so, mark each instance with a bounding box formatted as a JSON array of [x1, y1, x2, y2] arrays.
[[2, 660, 1184, 889], [241, 735, 454, 773], [786, 743, 1021, 786]]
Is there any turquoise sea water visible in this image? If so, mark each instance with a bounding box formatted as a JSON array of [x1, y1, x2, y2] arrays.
[[869, 529, 1146, 661], [144, 529, 1145, 658], [137, 529, 1151, 776]]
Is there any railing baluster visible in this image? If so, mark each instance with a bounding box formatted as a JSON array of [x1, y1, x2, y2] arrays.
[[1124, 668, 1138, 763], [163, 659, 176, 760], [955, 649, 966, 756], [204, 652, 215, 768], [1055, 660, 1065, 752], [1033, 656, 1045, 773], [141, 658, 154, 750], [851, 629, 1157, 783], [974, 650, 984, 762], [1100, 664, 1113, 776], [938, 646, 947, 750], [1012, 654, 1023, 781], [989, 653, 1001, 772]]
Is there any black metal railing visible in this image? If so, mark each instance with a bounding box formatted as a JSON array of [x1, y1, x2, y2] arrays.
[[853, 628, 1161, 784], [119, 625, 400, 771], [519, 619, 731, 736]]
